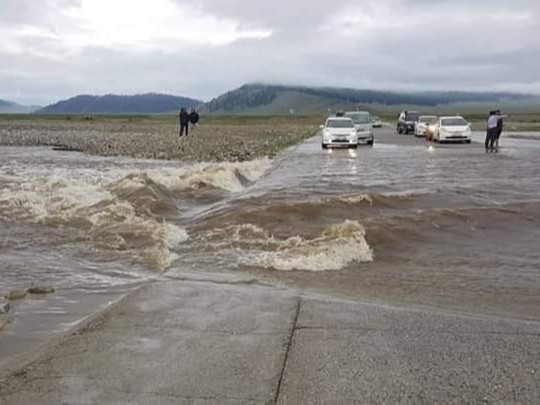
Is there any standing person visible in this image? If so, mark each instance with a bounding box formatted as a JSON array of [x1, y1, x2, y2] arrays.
[[179, 108, 190, 137], [495, 110, 504, 151], [485, 110, 499, 152], [189, 108, 200, 128]]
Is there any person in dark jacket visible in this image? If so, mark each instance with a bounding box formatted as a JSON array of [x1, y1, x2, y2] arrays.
[[179, 108, 190, 137], [189, 108, 200, 127], [495, 110, 504, 151]]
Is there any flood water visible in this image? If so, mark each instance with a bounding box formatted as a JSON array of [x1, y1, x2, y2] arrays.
[[1, 128, 540, 362]]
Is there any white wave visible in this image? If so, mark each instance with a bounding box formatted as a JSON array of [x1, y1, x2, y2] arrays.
[[336, 193, 374, 205], [0, 157, 271, 270], [207, 220, 373, 272], [143, 157, 271, 192]]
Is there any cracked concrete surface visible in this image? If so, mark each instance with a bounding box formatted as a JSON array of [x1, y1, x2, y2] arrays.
[[0, 278, 538, 404]]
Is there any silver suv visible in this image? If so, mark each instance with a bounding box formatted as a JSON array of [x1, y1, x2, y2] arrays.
[[344, 111, 374, 145]]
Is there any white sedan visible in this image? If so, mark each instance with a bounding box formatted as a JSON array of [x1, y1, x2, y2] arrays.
[[433, 116, 472, 143], [321, 117, 358, 149]]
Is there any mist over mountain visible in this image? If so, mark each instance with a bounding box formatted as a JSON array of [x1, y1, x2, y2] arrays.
[[204, 84, 533, 114], [38, 93, 203, 114], [0, 99, 40, 113]]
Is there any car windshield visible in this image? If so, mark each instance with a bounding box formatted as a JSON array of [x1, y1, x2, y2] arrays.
[[326, 119, 354, 128], [419, 117, 437, 124], [345, 113, 371, 124], [441, 118, 468, 126], [406, 112, 420, 122]]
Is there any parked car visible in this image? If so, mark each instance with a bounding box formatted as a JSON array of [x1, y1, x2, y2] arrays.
[[397, 111, 421, 134], [432, 116, 472, 143], [372, 116, 382, 128], [320, 117, 358, 149], [344, 111, 374, 145], [415, 116, 438, 138]]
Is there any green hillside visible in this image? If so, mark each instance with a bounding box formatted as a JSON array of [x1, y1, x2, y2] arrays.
[[204, 84, 538, 116]]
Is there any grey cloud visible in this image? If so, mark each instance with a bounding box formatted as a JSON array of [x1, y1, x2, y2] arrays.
[[1, 0, 539, 105]]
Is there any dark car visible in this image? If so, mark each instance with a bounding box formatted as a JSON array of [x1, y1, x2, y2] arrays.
[[397, 111, 421, 134]]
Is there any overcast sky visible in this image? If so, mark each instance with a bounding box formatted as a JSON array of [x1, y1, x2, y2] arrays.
[[1, 0, 539, 105]]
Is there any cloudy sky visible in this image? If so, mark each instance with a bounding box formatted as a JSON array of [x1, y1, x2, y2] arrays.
[[1, 0, 539, 105]]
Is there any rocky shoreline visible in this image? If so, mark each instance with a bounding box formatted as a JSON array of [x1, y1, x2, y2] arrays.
[[0, 118, 318, 162], [0, 301, 11, 330], [0, 287, 56, 331]]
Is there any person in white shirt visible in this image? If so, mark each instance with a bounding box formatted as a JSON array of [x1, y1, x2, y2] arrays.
[[485, 111, 499, 152]]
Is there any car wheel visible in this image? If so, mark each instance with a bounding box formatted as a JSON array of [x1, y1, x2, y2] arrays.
[[350, 145, 358, 149], [322, 143, 328, 149], [465, 140, 471, 144], [397, 126, 402, 134], [367, 140, 374, 146]]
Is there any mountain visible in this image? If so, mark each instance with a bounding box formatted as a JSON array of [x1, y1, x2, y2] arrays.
[[204, 84, 535, 115], [38, 93, 202, 114], [0, 99, 40, 113], [32, 85, 539, 116]]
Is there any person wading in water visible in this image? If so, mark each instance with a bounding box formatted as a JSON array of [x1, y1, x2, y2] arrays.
[[485, 110, 499, 152], [494, 110, 506, 151], [179, 108, 190, 137]]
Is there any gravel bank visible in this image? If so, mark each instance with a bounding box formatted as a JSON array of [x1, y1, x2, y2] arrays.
[[0, 118, 318, 162]]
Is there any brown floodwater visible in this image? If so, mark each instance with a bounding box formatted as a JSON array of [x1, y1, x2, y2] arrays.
[[1, 128, 540, 362]]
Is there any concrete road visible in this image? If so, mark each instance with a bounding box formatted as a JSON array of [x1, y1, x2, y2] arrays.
[[0, 273, 538, 404]]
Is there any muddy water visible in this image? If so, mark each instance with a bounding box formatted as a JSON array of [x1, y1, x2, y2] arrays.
[[179, 131, 540, 320], [1, 129, 540, 361]]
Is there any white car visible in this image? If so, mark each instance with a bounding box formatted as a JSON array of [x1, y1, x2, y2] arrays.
[[372, 116, 382, 128], [414, 116, 438, 137], [344, 111, 374, 145], [321, 117, 358, 149], [433, 116, 472, 143]]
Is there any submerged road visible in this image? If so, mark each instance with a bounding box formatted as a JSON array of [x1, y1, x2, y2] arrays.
[[1, 127, 539, 403]]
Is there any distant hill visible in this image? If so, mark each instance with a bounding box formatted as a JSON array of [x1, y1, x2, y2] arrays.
[[29, 85, 540, 116], [204, 84, 535, 115], [0, 99, 40, 113], [38, 93, 202, 114]]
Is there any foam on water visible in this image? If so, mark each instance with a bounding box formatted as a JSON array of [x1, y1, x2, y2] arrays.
[[0, 158, 271, 270], [204, 220, 373, 272], [144, 157, 271, 192]]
